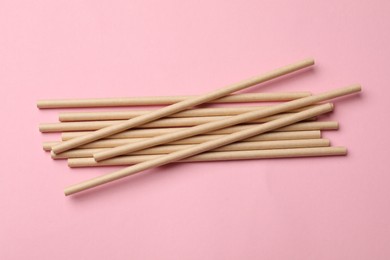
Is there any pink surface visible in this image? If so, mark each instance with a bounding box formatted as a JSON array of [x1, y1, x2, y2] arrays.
[[1, 0, 389, 259]]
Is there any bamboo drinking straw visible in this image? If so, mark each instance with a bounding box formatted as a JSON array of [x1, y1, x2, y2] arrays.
[[40, 113, 316, 133], [52, 58, 315, 154], [68, 146, 346, 167], [64, 103, 336, 195], [38, 92, 311, 109], [59, 105, 319, 122], [52, 138, 329, 159], [61, 121, 338, 140], [44, 130, 322, 151], [93, 85, 360, 162]]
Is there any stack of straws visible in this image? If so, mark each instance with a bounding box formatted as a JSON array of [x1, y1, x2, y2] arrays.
[[37, 58, 361, 196]]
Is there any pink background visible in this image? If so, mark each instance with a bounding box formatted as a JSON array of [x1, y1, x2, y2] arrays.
[[1, 0, 389, 259]]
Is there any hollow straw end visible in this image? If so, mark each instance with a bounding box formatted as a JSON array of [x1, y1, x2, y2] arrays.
[[50, 150, 59, 158], [303, 57, 315, 66], [93, 153, 103, 162], [64, 188, 73, 196], [289, 58, 315, 73], [321, 102, 335, 113], [68, 159, 76, 168], [353, 84, 362, 91], [43, 143, 52, 151], [52, 142, 69, 154], [38, 124, 45, 132], [324, 139, 331, 146], [94, 149, 115, 162], [36, 100, 43, 109], [37, 100, 55, 109], [336, 146, 348, 155], [347, 84, 362, 93]]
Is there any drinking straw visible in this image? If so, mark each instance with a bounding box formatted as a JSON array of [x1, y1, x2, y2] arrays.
[[52, 58, 315, 154]]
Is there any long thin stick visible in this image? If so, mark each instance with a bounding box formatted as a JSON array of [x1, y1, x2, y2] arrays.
[[52, 138, 329, 159], [51, 58, 315, 154], [94, 85, 359, 162], [40, 113, 316, 133], [68, 146, 346, 167], [38, 92, 311, 109], [64, 103, 337, 195], [44, 130, 322, 151], [61, 121, 337, 140], [59, 105, 319, 121]]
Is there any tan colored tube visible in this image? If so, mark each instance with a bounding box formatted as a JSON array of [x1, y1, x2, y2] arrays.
[[52, 138, 329, 159], [59, 105, 319, 121], [61, 121, 339, 141], [94, 85, 359, 162], [64, 103, 337, 195], [38, 92, 312, 109], [61, 121, 337, 140], [52, 58, 315, 154], [45, 130, 322, 151], [40, 114, 316, 132], [68, 146, 346, 167]]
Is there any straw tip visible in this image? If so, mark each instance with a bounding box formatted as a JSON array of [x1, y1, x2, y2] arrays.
[[50, 150, 57, 157], [67, 159, 76, 168], [93, 153, 104, 162], [356, 84, 362, 92], [304, 58, 315, 65], [64, 189, 71, 196], [36, 100, 43, 108], [51, 145, 63, 154], [350, 84, 362, 92], [322, 102, 334, 111]]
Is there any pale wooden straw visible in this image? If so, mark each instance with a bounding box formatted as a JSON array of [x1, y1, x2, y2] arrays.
[[38, 92, 311, 109], [68, 146, 347, 167], [52, 58, 315, 154], [52, 138, 329, 159], [59, 105, 319, 121], [61, 121, 338, 140], [40, 113, 316, 133], [44, 130, 322, 151], [64, 103, 337, 195], [94, 85, 359, 162]]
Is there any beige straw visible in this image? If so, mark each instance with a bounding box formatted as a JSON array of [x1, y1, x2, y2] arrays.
[[93, 85, 359, 162], [44, 130, 322, 151], [61, 121, 338, 140], [38, 92, 311, 109], [52, 138, 329, 159], [59, 105, 319, 121], [64, 103, 338, 195], [52, 58, 315, 154], [68, 146, 346, 167], [40, 113, 316, 133]]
